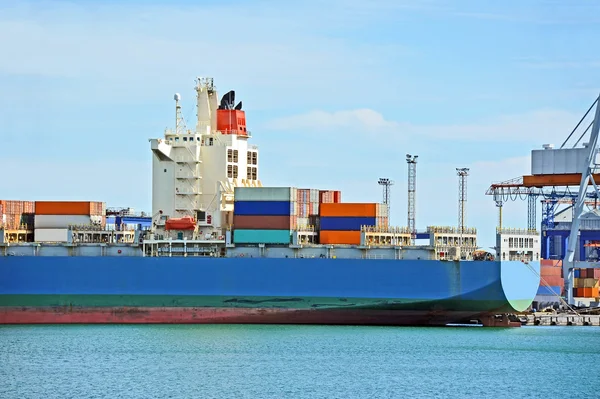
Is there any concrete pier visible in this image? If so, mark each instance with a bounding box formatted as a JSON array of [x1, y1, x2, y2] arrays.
[[523, 314, 600, 326]]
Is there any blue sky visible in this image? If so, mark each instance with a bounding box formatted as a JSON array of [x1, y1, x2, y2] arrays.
[[1, 0, 599, 248]]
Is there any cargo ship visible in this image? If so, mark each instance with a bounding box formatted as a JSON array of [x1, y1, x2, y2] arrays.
[[0, 77, 541, 327]]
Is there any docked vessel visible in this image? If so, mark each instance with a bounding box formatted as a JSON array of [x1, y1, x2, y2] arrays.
[[0, 77, 541, 327]]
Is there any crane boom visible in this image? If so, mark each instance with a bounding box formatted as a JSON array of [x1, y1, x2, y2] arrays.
[[564, 92, 600, 305]]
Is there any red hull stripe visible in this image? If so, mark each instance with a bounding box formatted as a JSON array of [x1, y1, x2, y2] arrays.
[[0, 307, 502, 326]]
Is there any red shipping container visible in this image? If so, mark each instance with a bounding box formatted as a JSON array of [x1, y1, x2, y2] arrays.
[[540, 276, 564, 287], [594, 269, 600, 279], [334, 191, 342, 203], [540, 266, 562, 277], [581, 268, 590, 279], [540, 259, 562, 267]]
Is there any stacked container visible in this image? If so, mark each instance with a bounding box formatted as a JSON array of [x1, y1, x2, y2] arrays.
[[34, 201, 106, 242], [318, 203, 386, 245], [318, 190, 342, 204], [537, 259, 564, 296], [233, 187, 296, 244], [296, 188, 321, 227], [572, 268, 600, 298], [0, 200, 35, 229]]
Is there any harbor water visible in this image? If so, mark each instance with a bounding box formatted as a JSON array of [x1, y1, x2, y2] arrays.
[[1, 325, 598, 398]]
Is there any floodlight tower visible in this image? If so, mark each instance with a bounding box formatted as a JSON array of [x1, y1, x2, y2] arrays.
[[406, 154, 418, 244], [456, 167, 470, 245], [378, 178, 394, 218]]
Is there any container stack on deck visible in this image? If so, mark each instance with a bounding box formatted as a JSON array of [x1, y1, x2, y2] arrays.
[[318, 203, 387, 245], [232, 187, 297, 245], [34, 201, 106, 242], [536, 259, 564, 297], [296, 188, 320, 228], [0, 200, 35, 230], [573, 268, 600, 298]]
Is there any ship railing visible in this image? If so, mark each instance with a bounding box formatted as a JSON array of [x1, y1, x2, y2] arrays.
[[496, 228, 539, 236], [427, 226, 477, 234], [295, 225, 317, 232], [361, 225, 412, 234]]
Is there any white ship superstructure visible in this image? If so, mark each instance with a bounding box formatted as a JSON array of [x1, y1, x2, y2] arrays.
[[150, 78, 261, 234]]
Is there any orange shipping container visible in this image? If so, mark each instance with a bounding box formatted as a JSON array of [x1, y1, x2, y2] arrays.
[[35, 201, 95, 216], [540, 276, 564, 287], [320, 203, 377, 217], [540, 266, 562, 277], [592, 287, 600, 298], [583, 287, 593, 298], [540, 259, 562, 267], [319, 230, 361, 245]]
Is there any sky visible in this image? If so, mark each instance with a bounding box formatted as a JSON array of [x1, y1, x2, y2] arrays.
[[1, 0, 599, 248]]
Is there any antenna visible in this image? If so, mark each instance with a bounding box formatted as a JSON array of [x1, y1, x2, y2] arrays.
[[456, 168, 470, 247], [406, 154, 418, 244], [174, 93, 187, 135], [378, 178, 394, 219]]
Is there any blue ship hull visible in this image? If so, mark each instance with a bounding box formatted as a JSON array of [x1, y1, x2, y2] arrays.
[[0, 257, 539, 326]]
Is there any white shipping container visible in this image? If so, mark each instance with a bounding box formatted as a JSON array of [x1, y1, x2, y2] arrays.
[[34, 214, 91, 229], [377, 203, 389, 217], [531, 146, 600, 175], [234, 187, 295, 202], [34, 228, 70, 242]]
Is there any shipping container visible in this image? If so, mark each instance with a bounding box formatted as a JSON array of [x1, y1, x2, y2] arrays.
[[296, 217, 310, 228], [595, 269, 600, 279], [536, 285, 562, 296], [320, 216, 377, 231], [34, 228, 70, 242], [574, 269, 580, 278], [35, 201, 99, 216], [234, 187, 295, 202], [310, 189, 319, 203], [334, 191, 342, 203], [319, 191, 333, 204], [89, 202, 106, 216], [34, 215, 92, 229], [233, 201, 292, 216], [582, 278, 599, 288], [376, 203, 389, 218], [540, 276, 564, 287], [540, 266, 562, 277], [233, 229, 291, 244], [319, 230, 362, 245], [319, 203, 377, 217], [540, 259, 562, 267], [582, 287, 593, 297], [233, 215, 292, 230]]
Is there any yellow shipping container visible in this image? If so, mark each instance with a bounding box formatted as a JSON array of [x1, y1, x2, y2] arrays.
[[582, 278, 599, 288]]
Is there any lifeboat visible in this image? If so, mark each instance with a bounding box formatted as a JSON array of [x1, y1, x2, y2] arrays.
[[165, 216, 196, 231]]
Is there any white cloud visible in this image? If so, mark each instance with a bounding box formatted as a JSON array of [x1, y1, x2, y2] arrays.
[[0, 0, 410, 108], [266, 109, 398, 133], [265, 108, 587, 144]]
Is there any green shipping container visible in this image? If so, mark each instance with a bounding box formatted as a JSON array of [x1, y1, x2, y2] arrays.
[[233, 229, 291, 244], [234, 187, 296, 202]]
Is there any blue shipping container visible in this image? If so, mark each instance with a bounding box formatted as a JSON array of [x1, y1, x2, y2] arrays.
[[536, 286, 562, 296], [574, 269, 580, 278], [234, 201, 291, 216], [320, 217, 377, 231], [233, 229, 291, 244]]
